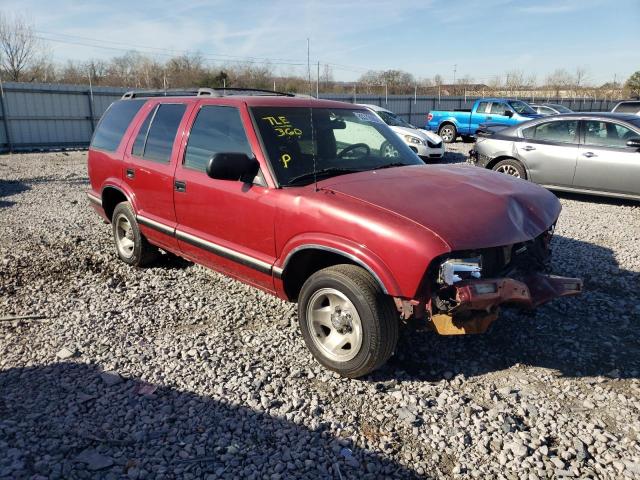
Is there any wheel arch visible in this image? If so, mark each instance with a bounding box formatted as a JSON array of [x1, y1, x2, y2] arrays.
[[101, 184, 132, 222], [278, 244, 398, 302]]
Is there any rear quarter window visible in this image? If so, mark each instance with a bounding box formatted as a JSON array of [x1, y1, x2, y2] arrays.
[[91, 100, 146, 152]]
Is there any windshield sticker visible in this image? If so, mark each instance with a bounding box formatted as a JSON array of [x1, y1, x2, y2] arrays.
[[354, 112, 383, 123], [262, 115, 303, 137], [280, 153, 292, 168]]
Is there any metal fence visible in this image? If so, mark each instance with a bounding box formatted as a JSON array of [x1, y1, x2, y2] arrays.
[[0, 82, 127, 152], [0, 82, 628, 152]]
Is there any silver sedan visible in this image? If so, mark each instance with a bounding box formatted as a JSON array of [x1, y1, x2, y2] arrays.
[[470, 113, 640, 201]]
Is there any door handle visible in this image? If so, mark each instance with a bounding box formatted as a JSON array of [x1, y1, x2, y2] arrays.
[[126, 168, 135, 179], [486, 116, 493, 120], [582, 152, 597, 158], [174, 180, 186, 192], [522, 145, 536, 151]]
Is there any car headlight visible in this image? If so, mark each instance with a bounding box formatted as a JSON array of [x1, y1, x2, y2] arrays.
[[404, 135, 424, 145], [438, 257, 482, 286]]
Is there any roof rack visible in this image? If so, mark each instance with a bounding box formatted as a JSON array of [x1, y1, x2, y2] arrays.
[[121, 87, 295, 100]]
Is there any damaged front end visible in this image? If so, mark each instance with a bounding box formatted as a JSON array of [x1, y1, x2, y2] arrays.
[[421, 226, 582, 335]]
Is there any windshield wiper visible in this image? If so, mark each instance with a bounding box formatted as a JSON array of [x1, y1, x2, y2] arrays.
[[285, 167, 362, 186]]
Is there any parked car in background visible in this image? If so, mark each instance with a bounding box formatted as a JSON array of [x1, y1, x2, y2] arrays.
[[530, 103, 574, 115], [86, 88, 582, 378], [612, 100, 640, 115], [358, 104, 444, 162], [426, 98, 541, 143], [470, 113, 640, 201]]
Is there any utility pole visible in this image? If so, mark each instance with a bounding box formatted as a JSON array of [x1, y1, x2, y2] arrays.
[[453, 64, 457, 85], [307, 38, 311, 96], [316, 61, 320, 98]]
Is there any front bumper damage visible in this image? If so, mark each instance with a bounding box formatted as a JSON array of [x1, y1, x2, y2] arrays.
[[428, 273, 582, 335]]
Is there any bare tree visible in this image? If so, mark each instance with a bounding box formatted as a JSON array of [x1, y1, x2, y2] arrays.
[[0, 13, 41, 81], [573, 67, 589, 93], [545, 69, 573, 97]]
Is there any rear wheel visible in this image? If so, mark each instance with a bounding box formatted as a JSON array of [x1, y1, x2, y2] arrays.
[[492, 158, 527, 179], [438, 124, 457, 143], [298, 264, 398, 378], [112, 202, 159, 267]]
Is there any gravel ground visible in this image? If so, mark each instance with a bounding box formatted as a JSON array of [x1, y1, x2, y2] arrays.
[[1, 145, 639, 480]]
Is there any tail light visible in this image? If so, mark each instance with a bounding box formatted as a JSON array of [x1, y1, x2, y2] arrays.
[[427, 113, 433, 121]]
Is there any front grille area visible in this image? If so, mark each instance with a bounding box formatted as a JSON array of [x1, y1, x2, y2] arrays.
[[427, 140, 442, 148]]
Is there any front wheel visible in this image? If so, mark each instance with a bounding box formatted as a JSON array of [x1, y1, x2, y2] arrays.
[[298, 265, 398, 378], [492, 158, 527, 179], [438, 124, 457, 143]]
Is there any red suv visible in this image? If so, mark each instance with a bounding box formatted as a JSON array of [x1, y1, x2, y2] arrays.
[[87, 88, 582, 378]]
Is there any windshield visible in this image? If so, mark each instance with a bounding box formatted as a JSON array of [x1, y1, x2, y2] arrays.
[[508, 101, 537, 115], [377, 110, 414, 128], [252, 107, 421, 186], [550, 104, 573, 113]]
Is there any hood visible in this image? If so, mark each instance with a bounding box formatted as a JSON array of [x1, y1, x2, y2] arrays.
[[391, 126, 442, 143], [319, 165, 560, 251]]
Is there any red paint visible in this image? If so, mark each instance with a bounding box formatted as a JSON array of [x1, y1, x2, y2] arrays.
[[88, 95, 565, 302]]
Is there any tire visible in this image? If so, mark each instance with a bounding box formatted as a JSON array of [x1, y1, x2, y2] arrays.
[[492, 158, 527, 179], [438, 123, 457, 143], [298, 264, 398, 378], [111, 202, 159, 267]]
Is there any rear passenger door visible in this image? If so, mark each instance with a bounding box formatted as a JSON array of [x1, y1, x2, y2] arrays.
[[574, 120, 640, 196], [517, 120, 579, 187], [173, 103, 277, 292], [124, 102, 189, 251], [469, 101, 490, 134]]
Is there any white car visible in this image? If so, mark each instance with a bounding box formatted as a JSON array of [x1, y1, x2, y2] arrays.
[[359, 104, 445, 161]]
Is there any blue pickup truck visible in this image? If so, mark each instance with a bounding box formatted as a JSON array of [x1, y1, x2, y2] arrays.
[[425, 98, 541, 143]]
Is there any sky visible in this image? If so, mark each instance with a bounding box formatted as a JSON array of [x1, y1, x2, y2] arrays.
[[2, 0, 639, 85]]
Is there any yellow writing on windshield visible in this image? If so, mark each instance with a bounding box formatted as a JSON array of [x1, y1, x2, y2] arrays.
[[281, 153, 292, 168], [262, 116, 303, 138]]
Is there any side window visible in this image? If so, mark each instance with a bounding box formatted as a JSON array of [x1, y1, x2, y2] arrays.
[[142, 104, 187, 163], [489, 102, 506, 115], [540, 107, 554, 115], [476, 102, 489, 114], [184, 106, 252, 171], [522, 121, 578, 143], [584, 121, 637, 148], [91, 100, 146, 152], [131, 106, 156, 157]]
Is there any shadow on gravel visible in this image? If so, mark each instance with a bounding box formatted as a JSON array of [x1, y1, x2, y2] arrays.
[[0, 179, 30, 209], [155, 252, 193, 270], [375, 235, 640, 383], [0, 363, 421, 479]]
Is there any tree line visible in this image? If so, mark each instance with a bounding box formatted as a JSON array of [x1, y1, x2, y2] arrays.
[[1, 12, 639, 98]]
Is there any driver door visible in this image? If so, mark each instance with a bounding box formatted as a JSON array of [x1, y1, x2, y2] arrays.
[[173, 103, 277, 291]]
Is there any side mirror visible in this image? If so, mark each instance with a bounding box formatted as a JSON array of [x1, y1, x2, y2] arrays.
[[626, 138, 640, 149], [206, 153, 259, 182], [503, 110, 514, 118]]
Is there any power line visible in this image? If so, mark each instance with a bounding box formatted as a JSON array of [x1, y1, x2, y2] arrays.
[[36, 30, 309, 65]]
